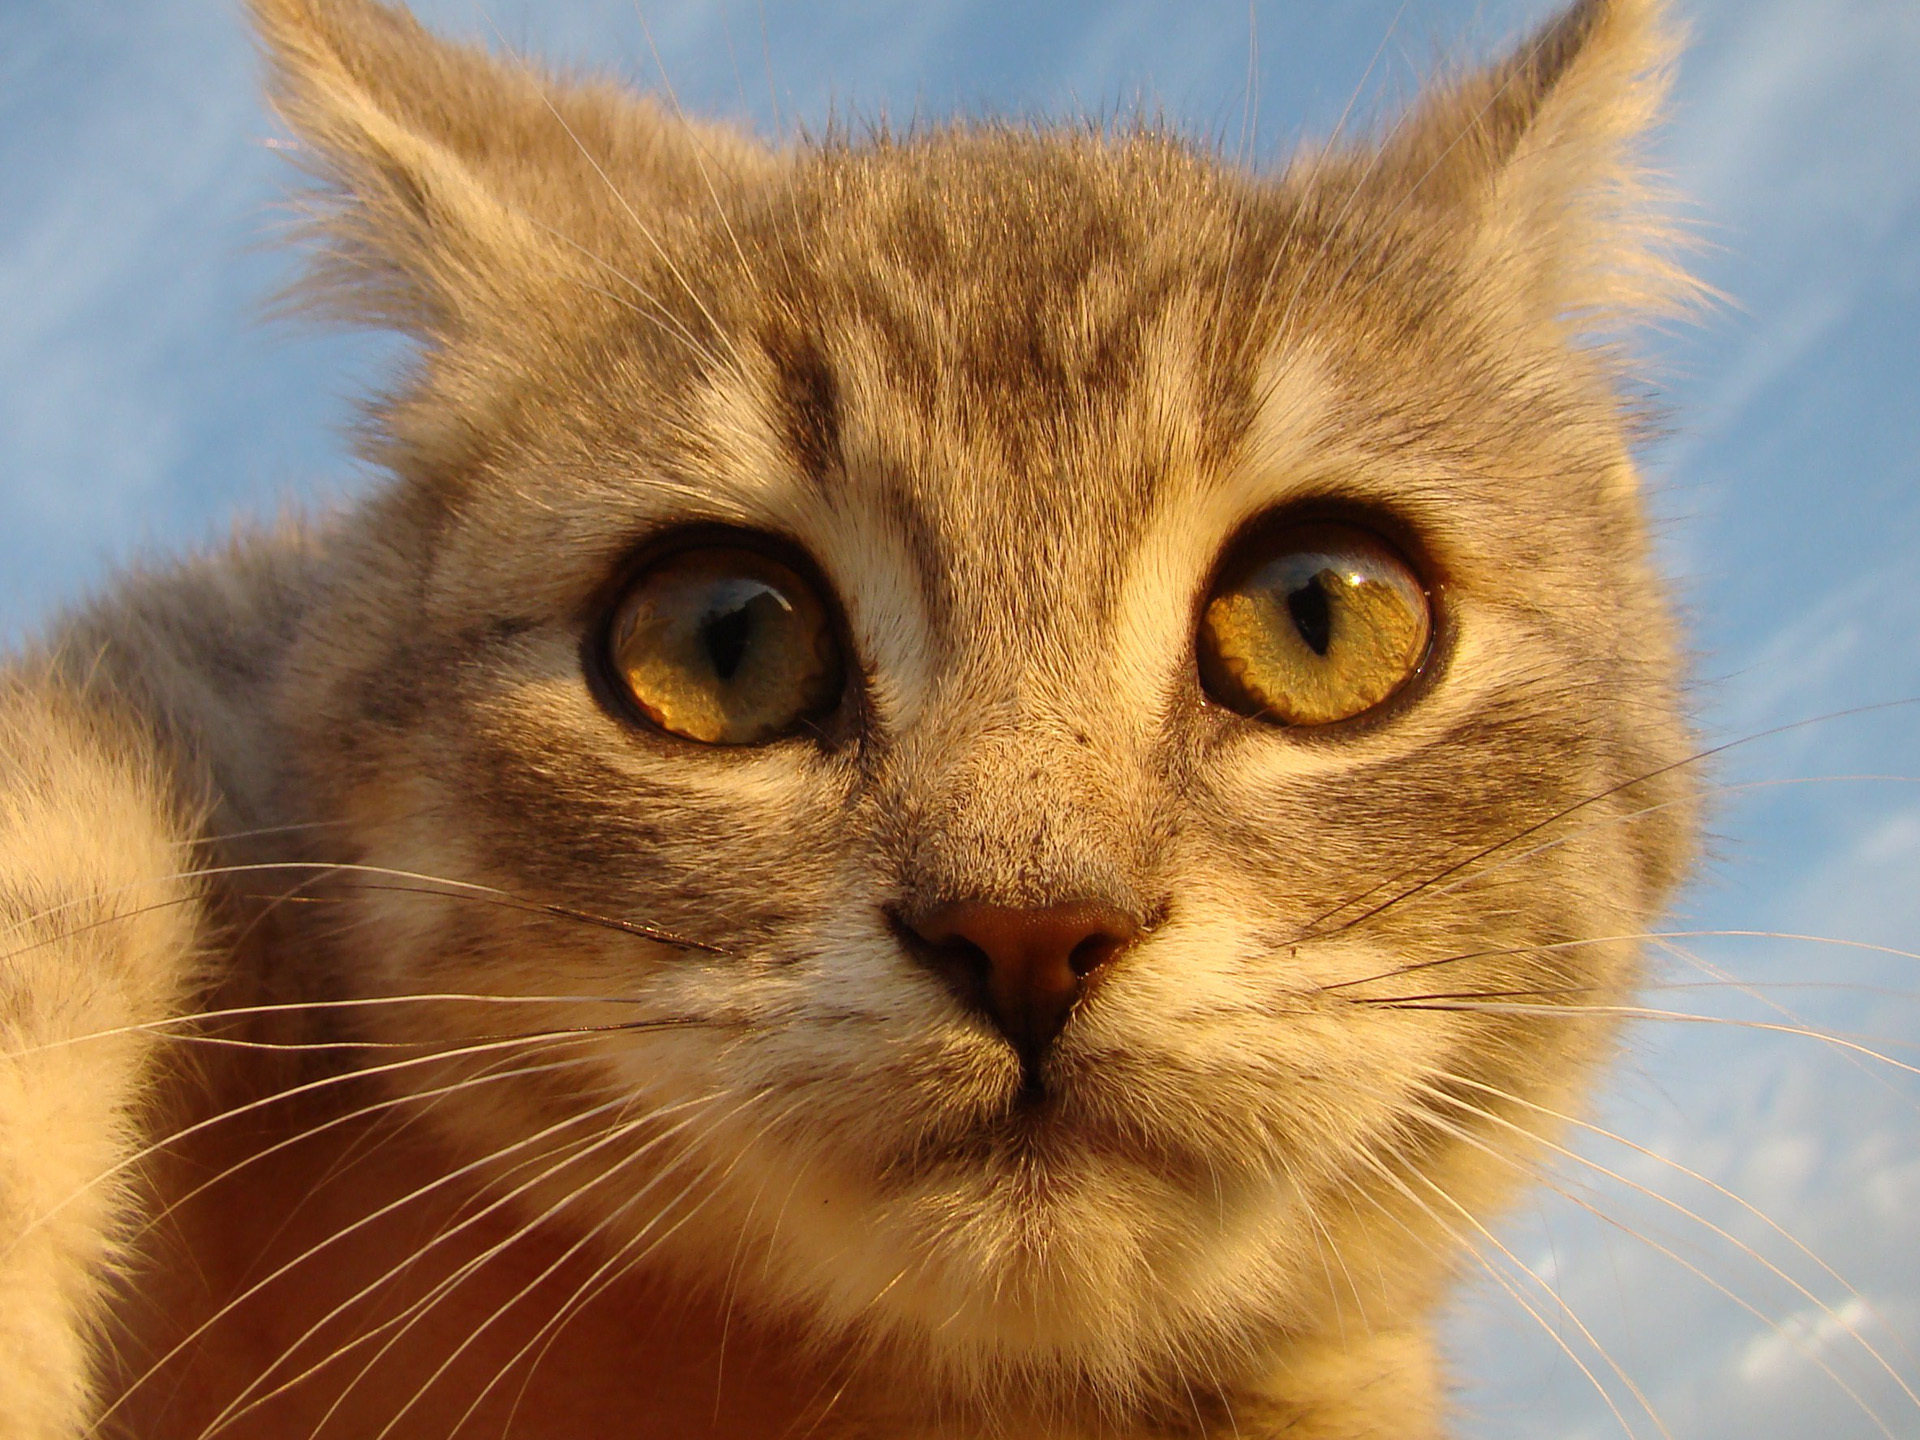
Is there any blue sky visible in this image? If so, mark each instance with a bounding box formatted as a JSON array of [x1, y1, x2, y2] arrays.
[[2, 1, 1916, 1434]]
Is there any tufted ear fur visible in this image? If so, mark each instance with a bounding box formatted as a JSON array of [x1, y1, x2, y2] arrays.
[[1373, 0, 1698, 336], [248, 0, 775, 344]]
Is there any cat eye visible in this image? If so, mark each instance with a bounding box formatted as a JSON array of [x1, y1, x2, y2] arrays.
[[1198, 521, 1432, 727], [605, 545, 844, 745]]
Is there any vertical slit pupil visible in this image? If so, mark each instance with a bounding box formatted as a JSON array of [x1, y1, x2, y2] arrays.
[[1287, 573, 1333, 656], [703, 597, 756, 680]]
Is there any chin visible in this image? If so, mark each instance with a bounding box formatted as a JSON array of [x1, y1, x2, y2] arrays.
[[678, 1065, 1288, 1405]]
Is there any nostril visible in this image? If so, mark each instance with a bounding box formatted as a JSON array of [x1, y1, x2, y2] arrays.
[[1068, 932, 1124, 979], [930, 934, 991, 984], [946, 936, 990, 969]]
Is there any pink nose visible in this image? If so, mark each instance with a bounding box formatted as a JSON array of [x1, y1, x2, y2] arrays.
[[908, 900, 1136, 1071]]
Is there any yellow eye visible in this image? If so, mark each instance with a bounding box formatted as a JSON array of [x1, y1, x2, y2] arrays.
[[1198, 522, 1431, 726], [607, 546, 843, 745]]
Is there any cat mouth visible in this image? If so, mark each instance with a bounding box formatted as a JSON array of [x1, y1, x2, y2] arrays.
[[862, 1072, 1218, 1195]]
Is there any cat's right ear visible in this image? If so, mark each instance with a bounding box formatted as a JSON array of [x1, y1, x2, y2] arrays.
[[248, 0, 775, 344]]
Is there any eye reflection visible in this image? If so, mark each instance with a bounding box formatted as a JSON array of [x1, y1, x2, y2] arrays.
[[607, 546, 843, 745], [1198, 522, 1431, 726]]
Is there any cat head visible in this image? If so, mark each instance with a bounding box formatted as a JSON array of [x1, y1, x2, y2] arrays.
[[257, 0, 1697, 1412]]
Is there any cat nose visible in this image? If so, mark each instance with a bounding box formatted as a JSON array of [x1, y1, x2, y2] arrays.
[[907, 900, 1136, 1073]]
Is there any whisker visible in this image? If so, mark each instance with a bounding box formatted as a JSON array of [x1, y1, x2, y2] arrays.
[[497, 27, 751, 378], [221, 1047, 606, 1298], [1317, 929, 1920, 997], [1436, 1072, 1920, 1404], [129, 1046, 604, 1248], [1326, 975, 1920, 1012], [192, 818, 356, 848], [15, 1023, 655, 1254], [98, 1082, 650, 1437], [445, 1092, 815, 1437], [1410, 1162, 1673, 1438], [1201, 0, 1414, 429], [181, 1090, 727, 1440], [1372, 1002, 1920, 1078], [6, 992, 641, 1061], [1411, 1080, 1913, 1431], [343, 1093, 770, 1440], [1652, 936, 1920, 1117], [1390, 774, 1920, 918], [705, 1095, 819, 1423], [521, 212, 731, 369], [1348, 1150, 1654, 1439], [1, 857, 727, 989], [627, 1, 762, 297], [1283, 1148, 1367, 1342], [1235, 0, 1414, 384], [1295, 700, 1920, 941]]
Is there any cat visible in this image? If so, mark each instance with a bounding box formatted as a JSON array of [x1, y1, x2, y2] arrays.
[[0, 0, 1783, 1434]]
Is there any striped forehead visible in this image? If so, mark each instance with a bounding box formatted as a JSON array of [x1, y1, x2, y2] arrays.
[[676, 301, 1339, 740]]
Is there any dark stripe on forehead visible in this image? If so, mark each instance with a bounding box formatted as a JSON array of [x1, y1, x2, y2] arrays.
[[760, 321, 843, 487]]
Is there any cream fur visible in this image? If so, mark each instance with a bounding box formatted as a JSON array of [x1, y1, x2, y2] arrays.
[[0, 678, 203, 1438]]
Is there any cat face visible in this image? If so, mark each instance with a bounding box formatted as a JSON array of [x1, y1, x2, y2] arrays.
[[260, 0, 1694, 1406]]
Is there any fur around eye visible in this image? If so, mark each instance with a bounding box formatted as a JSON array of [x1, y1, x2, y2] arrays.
[[1198, 522, 1431, 726], [606, 546, 843, 744]]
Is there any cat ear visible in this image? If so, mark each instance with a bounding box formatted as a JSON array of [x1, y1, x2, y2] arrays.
[[248, 0, 774, 341], [1374, 0, 1697, 333]]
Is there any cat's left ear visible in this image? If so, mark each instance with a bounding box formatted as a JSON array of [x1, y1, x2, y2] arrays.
[[1374, 0, 1697, 334]]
